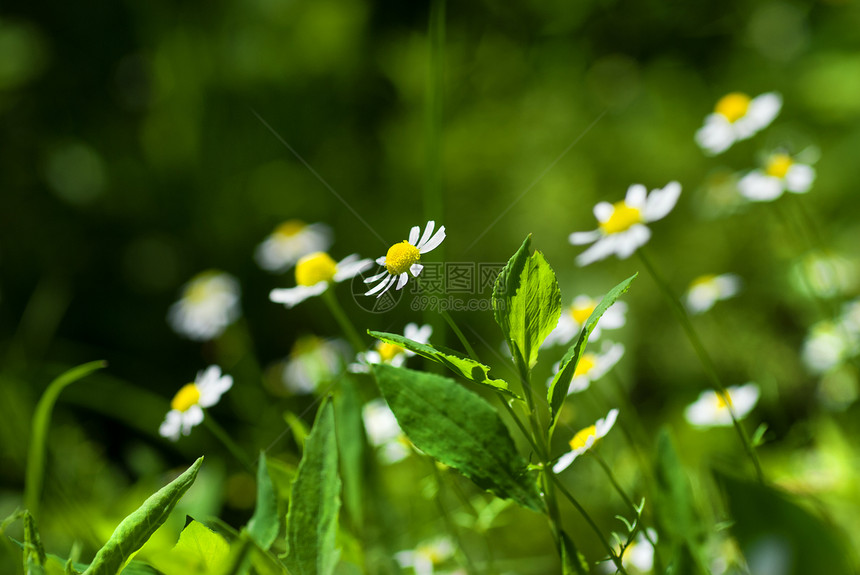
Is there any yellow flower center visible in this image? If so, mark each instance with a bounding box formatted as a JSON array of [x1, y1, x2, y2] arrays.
[[715, 391, 734, 410], [295, 252, 337, 286], [185, 281, 212, 303], [171, 383, 201, 412], [690, 274, 717, 289], [570, 425, 597, 451], [765, 154, 793, 179], [599, 202, 642, 235], [275, 219, 306, 237], [573, 353, 597, 378], [291, 335, 322, 356], [571, 302, 597, 325], [377, 342, 405, 362], [385, 241, 421, 275], [715, 92, 751, 123]]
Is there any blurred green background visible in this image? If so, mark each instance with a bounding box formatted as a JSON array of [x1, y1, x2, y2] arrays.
[[2, 0, 860, 572]]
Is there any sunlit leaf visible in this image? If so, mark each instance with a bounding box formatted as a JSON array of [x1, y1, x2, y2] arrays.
[[247, 454, 279, 552], [149, 520, 230, 575]]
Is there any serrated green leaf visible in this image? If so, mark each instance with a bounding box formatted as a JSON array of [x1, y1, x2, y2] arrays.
[[334, 375, 365, 530], [285, 399, 341, 575], [83, 457, 204, 575], [374, 364, 544, 513], [247, 454, 279, 551], [367, 330, 520, 400], [24, 511, 46, 575], [492, 236, 562, 369], [547, 274, 636, 437], [150, 520, 230, 575]]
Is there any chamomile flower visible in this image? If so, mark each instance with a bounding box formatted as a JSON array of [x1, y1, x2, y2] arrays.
[[569, 182, 681, 266], [737, 152, 815, 202], [548, 341, 625, 394], [254, 220, 332, 273], [350, 323, 433, 373], [553, 409, 619, 473], [395, 537, 455, 575], [543, 295, 628, 347], [601, 529, 658, 574], [159, 365, 233, 441], [684, 273, 742, 314], [269, 252, 372, 309], [695, 92, 782, 155], [282, 335, 350, 394], [684, 383, 760, 428], [168, 271, 241, 341], [801, 320, 858, 375], [363, 398, 410, 463], [365, 221, 446, 298]]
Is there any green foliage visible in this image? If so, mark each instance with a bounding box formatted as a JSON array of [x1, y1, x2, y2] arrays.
[[149, 520, 230, 575], [547, 274, 637, 437], [83, 457, 204, 575], [374, 364, 544, 512], [367, 330, 518, 399], [333, 375, 366, 530], [284, 399, 341, 575], [247, 454, 279, 552], [492, 235, 562, 370], [23, 511, 46, 575]]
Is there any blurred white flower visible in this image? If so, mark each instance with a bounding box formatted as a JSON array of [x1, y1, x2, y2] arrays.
[[737, 152, 815, 202], [362, 398, 410, 463], [695, 92, 782, 155], [365, 221, 446, 298], [801, 320, 858, 375], [684, 383, 759, 427], [168, 271, 240, 341], [395, 537, 455, 575], [255, 220, 332, 273], [270, 252, 372, 309], [547, 341, 625, 394], [601, 529, 658, 574], [159, 366, 233, 441], [791, 252, 858, 299], [282, 335, 350, 394], [684, 273, 742, 314], [553, 409, 619, 473], [569, 182, 681, 266], [350, 323, 433, 373], [543, 295, 627, 347]]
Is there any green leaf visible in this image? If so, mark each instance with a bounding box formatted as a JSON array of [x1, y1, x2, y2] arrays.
[[334, 375, 365, 530], [367, 330, 519, 399], [283, 412, 310, 454], [25, 360, 108, 519], [547, 274, 636, 437], [284, 399, 341, 575], [247, 454, 279, 551], [150, 520, 230, 575], [559, 530, 588, 575], [718, 472, 855, 575], [492, 235, 562, 370], [83, 457, 204, 575], [374, 364, 543, 513], [24, 511, 46, 575]]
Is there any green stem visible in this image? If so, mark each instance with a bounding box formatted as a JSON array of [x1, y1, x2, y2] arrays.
[[321, 288, 365, 353], [636, 249, 764, 483], [202, 413, 255, 474], [551, 474, 629, 575], [440, 309, 479, 360], [429, 458, 481, 575]]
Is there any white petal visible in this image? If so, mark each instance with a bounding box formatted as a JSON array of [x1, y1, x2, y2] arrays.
[[598, 301, 628, 329], [643, 181, 681, 222], [542, 314, 577, 347], [418, 226, 446, 254], [374, 275, 399, 298], [747, 92, 782, 130], [410, 263, 424, 277], [199, 373, 232, 407], [614, 225, 651, 259], [181, 405, 204, 434], [552, 450, 579, 474], [270, 283, 327, 308], [335, 255, 373, 282], [714, 274, 742, 299], [366, 275, 394, 296], [695, 115, 735, 156], [396, 272, 409, 290], [593, 202, 614, 222], [364, 270, 388, 283], [408, 225, 421, 245], [738, 172, 784, 201], [576, 236, 619, 266], [596, 408, 619, 437], [728, 383, 760, 418], [625, 184, 648, 209], [785, 164, 815, 193], [416, 221, 435, 249], [569, 230, 600, 245], [376, 256, 387, 266], [159, 411, 183, 441]]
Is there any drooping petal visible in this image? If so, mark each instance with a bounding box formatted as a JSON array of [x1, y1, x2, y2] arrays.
[[335, 255, 373, 282], [576, 236, 620, 266], [625, 184, 648, 209], [643, 181, 681, 222], [364, 270, 388, 283], [568, 230, 601, 246], [366, 275, 395, 296], [738, 172, 784, 201], [270, 283, 328, 308], [396, 272, 409, 290]]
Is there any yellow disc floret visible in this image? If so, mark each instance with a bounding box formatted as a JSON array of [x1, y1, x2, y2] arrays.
[[765, 154, 793, 179], [716, 391, 734, 410], [600, 202, 642, 235], [171, 383, 201, 412], [571, 301, 596, 324], [715, 92, 751, 123], [377, 342, 405, 362], [295, 252, 337, 286], [570, 425, 597, 451], [275, 219, 306, 237], [573, 353, 597, 378], [690, 274, 717, 289], [385, 241, 421, 275]]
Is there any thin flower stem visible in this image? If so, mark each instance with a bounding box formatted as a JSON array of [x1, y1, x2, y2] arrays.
[[551, 473, 629, 575], [636, 249, 764, 483], [321, 288, 365, 353], [440, 309, 479, 360], [429, 458, 481, 575], [202, 412, 255, 474]]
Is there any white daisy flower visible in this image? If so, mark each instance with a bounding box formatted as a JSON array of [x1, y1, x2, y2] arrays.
[[695, 92, 782, 156], [569, 182, 681, 266], [365, 221, 446, 298], [684, 273, 742, 314], [269, 251, 372, 309], [362, 398, 410, 463], [548, 342, 625, 394], [684, 383, 760, 428], [737, 152, 815, 202], [553, 409, 619, 473], [801, 320, 858, 375], [282, 335, 350, 394], [167, 271, 241, 341], [159, 366, 233, 441], [395, 537, 455, 575], [254, 220, 332, 273], [543, 295, 628, 347], [350, 323, 433, 373], [601, 529, 658, 574]]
